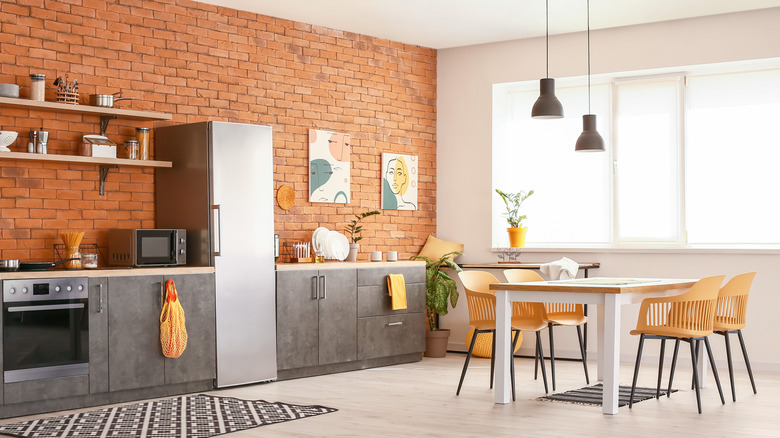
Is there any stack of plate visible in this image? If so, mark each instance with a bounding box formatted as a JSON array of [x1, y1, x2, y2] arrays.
[[311, 227, 350, 261]]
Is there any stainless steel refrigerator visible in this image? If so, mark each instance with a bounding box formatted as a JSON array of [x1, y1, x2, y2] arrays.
[[155, 121, 276, 387]]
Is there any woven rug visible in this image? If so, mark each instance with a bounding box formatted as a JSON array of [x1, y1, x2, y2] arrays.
[[538, 384, 677, 407], [0, 394, 337, 438]]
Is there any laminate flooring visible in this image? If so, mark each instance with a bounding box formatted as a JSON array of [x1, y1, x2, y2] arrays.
[[2, 354, 778, 437]]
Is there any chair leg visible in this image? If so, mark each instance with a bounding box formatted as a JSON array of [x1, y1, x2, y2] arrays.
[[457, 328, 480, 395], [656, 339, 666, 399], [629, 334, 646, 409], [511, 330, 520, 402], [667, 339, 681, 397], [490, 330, 496, 389], [721, 331, 736, 402], [576, 324, 590, 384], [534, 338, 539, 380], [704, 337, 725, 405], [548, 322, 556, 391], [691, 339, 701, 390], [689, 340, 702, 414], [535, 332, 549, 394], [737, 329, 758, 394]]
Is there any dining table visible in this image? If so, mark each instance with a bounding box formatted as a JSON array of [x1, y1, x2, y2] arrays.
[[490, 277, 697, 415]]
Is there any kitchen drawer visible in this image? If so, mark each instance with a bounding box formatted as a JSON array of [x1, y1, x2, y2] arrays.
[[358, 282, 425, 317], [4, 376, 89, 405], [357, 266, 425, 287], [357, 313, 425, 360]]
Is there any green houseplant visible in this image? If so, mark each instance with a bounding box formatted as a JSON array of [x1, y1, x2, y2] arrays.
[[344, 210, 380, 261], [495, 188, 534, 247], [411, 251, 463, 357]]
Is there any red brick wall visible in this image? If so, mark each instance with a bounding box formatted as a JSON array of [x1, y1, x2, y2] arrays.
[[0, 0, 437, 263]]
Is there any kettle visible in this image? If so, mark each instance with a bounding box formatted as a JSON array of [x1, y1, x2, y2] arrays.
[[29, 128, 48, 154]]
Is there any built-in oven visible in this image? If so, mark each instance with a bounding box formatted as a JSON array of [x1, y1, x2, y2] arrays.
[[2, 277, 89, 383]]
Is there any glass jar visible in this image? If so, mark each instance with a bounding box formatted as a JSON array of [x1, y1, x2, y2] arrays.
[[81, 253, 98, 269], [65, 247, 81, 269], [124, 140, 139, 159], [136, 127, 150, 160], [29, 74, 45, 101]]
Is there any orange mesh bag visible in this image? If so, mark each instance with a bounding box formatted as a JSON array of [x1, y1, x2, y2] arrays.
[[160, 279, 187, 358]]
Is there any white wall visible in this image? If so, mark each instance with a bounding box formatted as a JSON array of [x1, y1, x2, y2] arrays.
[[437, 8, 780, 370]]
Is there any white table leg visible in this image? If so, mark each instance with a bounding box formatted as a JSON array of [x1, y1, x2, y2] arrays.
[[602, 294, 621, 415], [494, 290, 512, 404], [596, 302, 605, 381]]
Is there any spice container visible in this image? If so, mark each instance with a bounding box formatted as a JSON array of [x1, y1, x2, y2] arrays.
[[81, 253, 98, 269], [124, 140, 139, 159], [136, 127, 150, 160], [29, 74, 45, 101]]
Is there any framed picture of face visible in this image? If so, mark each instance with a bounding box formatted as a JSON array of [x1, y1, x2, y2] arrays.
[[381, 153, 418, 210], [309, 129, 351, 203]]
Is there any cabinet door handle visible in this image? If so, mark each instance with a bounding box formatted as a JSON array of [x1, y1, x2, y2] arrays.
[[99, 283, 104, 313], [312, 276, 319, 300], [319, 275, 326, 299], [160, 281, 165, 308], [386, 321, 403, 327]]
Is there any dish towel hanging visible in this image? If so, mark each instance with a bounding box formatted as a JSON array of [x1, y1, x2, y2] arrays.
[[540, 257, 580, 280], [387, 274, 408, 310]]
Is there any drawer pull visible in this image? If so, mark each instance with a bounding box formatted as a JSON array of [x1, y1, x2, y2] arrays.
[[386, 321, 404, 327]]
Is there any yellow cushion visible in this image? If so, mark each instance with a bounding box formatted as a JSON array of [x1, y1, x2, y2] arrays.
[[417, 235, 464, 261]]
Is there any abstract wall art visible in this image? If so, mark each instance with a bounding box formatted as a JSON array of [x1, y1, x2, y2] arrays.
[[309, 129, 351, 203], [381, 153, 418, 210]]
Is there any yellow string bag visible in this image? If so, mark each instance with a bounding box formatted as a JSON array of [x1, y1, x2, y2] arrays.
[[160, 279, 187, 358]]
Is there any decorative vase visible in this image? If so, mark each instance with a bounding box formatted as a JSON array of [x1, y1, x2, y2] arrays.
[[507, 227, 527, 248], [424, 329, 451, 358], [346, 243, 360, 261]]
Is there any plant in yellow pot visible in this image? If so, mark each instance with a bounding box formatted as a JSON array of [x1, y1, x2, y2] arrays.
[[496, 188, 534, 247]]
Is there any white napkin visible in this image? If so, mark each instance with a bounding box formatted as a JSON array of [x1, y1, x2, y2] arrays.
[[540, 257, 580, 280]]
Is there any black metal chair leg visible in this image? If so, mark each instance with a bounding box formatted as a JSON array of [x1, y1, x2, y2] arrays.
[[656, 339, 666, 399], [737, 329, 757, 394], [457, 328, 480, 395], [691, 339, 701, 390], [667, 339, 681, 397], [548, 323, 556, 391], [722, 331, 736, 401], [535, 332, 549, 394], [690, 340, 702, 414], [576, 324, 590, 384], [629, 334, 646, 409], [511, 329, 520, 401], [490, 330, 496, 389], [534, 337, 539, 380], [704, 337, 725, 405]]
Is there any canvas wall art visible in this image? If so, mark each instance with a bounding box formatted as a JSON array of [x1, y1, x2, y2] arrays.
[[309, 129, 351, 203], [381, 153, 418, 210]]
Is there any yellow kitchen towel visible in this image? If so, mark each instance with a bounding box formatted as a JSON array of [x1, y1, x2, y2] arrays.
[[387, 274, 408, 310]]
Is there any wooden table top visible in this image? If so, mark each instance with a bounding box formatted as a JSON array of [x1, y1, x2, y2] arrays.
[[462, 262, 600, 269], [490, 277, 697, 294]]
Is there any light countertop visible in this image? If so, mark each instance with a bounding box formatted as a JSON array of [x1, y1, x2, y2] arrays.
[[276, 260, 424, 271], [0, 266, 215, 280]]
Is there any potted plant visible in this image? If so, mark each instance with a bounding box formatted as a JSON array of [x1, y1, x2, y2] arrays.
[[495, 188, 534, 247], [344, 210, 380, 261], [411, 251, 463, 357]]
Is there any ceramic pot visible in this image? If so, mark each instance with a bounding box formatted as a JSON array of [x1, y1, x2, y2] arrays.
[[507, 227, 527, 248], [424, 329, 450, 358], [346, 243, 359, 261]]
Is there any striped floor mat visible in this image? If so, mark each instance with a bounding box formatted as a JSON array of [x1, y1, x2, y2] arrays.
[[0, 394, 337, 438], [538, 384, 677, 407]]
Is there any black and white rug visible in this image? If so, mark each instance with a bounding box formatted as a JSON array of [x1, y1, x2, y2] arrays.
[[0, 394, 337, 438], [538, 383, 677, 407]]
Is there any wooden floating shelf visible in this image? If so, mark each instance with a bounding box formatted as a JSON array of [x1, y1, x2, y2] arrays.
[[0, 151, 172, 168], [0, 96, 171, 121]]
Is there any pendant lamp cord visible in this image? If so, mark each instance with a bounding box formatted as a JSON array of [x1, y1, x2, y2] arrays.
[[587, 0, 591, 114], [545, 0, 549, 78]]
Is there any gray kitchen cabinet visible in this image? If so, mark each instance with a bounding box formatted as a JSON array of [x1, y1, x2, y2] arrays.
[[276, 269, 357, 370], [107, 275, 166, 392], [88, 277, 109, 394], [162, 274, 216, 385]]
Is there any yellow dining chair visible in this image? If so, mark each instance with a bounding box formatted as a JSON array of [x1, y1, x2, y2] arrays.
[[713, 272, 757, 401], [503, 269, 589, 391], [458, 271, 550, 400], [628, 275, 726, 414]]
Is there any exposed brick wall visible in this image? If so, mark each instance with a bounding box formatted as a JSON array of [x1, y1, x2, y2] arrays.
[[0, 0, 437, 263]]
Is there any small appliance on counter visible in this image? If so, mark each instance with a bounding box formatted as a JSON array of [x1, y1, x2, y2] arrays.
[[108, 228, 186, 267], [82, 134, 117, 158]]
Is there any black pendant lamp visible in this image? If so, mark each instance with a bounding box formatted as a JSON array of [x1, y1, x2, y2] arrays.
[[531, 0, 563, 119], [575, 0, 605, 152]]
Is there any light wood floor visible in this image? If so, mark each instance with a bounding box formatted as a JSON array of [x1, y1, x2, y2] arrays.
[[3, 354, 779, 437]]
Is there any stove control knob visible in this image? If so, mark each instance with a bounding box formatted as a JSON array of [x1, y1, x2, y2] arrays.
[[22, 287, 28, 294], [8, 288, 15, 294], [66, 285, 72, 292], [55, 286, 61, 292], [78, 285, 84, 291]]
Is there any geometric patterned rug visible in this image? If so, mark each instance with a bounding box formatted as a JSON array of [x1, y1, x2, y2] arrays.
[[0, 394, 337, 438], [537, 383, 677, 407]]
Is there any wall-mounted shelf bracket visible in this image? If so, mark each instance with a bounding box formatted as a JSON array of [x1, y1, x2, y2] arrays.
[[99, 165, 118, 195], [99, 116, 118, 136]]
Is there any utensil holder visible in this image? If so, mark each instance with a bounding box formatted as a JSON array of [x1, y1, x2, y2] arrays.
[[56, 91, 79, 104], [281, 241, 314, 263]]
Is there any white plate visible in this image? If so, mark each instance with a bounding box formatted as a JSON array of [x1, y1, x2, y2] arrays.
[[311, 227, 329, 253], [321, 230, 336, 259], [328, 231, 350, 261]]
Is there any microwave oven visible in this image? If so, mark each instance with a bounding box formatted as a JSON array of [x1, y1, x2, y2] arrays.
[[108, 229, 186, 267]]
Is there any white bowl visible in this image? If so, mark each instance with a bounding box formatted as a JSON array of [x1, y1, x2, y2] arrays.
[[0, 131, 18, 152]]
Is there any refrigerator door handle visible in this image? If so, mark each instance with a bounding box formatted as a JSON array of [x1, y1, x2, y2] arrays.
[[211, 204, 222, 256]]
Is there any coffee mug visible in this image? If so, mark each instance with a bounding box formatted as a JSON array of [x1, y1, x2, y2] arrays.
[[386, 251, 398, 262], [370, 251, 382, 262]]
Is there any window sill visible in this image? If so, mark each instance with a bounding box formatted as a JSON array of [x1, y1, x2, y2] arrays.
[[492, 245, 780, 255]]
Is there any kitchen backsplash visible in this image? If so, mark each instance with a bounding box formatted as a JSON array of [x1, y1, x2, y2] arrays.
[[0, 0, 437, 262]]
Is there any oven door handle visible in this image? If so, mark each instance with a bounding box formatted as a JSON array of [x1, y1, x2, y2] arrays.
[[7, 303, 85, 312]]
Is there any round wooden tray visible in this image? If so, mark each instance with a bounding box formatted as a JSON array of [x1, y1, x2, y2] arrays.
[[277, 184, 295, 210]]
